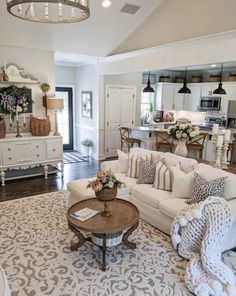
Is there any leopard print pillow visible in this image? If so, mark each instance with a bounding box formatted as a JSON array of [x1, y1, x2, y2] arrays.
[[137, 159, 156, 184], [186, 172, 227, 205]]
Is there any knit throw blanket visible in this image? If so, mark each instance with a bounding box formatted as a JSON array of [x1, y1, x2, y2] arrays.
[[171, 196, 236, 296]]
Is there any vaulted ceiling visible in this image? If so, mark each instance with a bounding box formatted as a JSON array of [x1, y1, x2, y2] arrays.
[[0, 0, 164, 57]]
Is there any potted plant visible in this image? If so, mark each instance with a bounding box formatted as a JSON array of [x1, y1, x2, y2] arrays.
[[167, 124, 200, 157], [40, 83, 51, 108], [87, 169, 125, 201], [81, 138, 93, 158]]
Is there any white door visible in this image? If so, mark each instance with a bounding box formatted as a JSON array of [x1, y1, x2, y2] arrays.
[[106, 86, 136, 158]]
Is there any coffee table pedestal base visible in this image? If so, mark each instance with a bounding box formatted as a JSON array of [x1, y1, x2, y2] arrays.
[[68, 221, 139, 271]]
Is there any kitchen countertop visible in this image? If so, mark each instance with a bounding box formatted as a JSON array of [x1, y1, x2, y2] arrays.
[[131, 125, 236, 136]]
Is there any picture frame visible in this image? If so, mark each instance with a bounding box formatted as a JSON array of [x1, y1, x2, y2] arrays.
[[81, 91, 92, 118]]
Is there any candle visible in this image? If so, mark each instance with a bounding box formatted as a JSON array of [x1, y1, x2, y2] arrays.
[[23, 114, 25, 124], [212, 124, 219, 134], [16, 112, 19, 122], [3, 61, 6, 71], [9, 114, 12, 124], [217, 135, 224, 147], [224, 130, 231, 142]]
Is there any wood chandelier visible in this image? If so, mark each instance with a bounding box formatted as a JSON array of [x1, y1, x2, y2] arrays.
[[6, 0, 90, 24]]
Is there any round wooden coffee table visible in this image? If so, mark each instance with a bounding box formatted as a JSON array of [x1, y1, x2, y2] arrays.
[[67, 198, 139, 271]]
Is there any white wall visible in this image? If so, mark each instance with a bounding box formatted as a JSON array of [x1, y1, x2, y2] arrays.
[[0, 45, 54, 118], [75, 63, 99, 158], [55, 65, 76, 85], [101, 31, 236, 75]]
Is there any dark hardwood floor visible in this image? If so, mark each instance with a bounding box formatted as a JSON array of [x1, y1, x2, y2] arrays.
[[0, 159, 100, 202]]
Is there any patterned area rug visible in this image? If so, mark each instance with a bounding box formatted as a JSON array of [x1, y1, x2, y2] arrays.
[[0, 191, 236, 296], [63, 151, 87, 164]]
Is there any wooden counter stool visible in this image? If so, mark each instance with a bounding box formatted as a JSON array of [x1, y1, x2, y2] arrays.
[[119, 127, 141, 152], [153, 131, 174, 152], [186, 133, 207, 160]]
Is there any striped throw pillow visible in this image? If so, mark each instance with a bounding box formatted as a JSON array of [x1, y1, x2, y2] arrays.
[[153, 161, 174, 191], [127, 154, 150, 178]]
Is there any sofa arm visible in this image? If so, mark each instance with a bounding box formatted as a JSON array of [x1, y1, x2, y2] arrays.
[[0, 267, 11, 296], [101, 160, 119, 172]]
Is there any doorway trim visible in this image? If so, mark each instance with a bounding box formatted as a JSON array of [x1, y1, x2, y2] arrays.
[[105, 84, 137, 158], [56, 84, 75, 151]]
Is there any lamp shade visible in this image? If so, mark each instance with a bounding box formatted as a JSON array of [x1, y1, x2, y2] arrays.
[[143, 71, 155, 93], [47, 98, 64, 110], [213, 64, 226, 95], [213, 82, 227, 95], [178, 82, 191, 94]]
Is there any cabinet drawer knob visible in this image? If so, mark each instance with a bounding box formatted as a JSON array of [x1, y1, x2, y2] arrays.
[[53, 148, 56, 152], [37, 154, 40, 157], [9, 157, 12, 160], [36, 145, 39, 148], [8, 148, 11, 151]]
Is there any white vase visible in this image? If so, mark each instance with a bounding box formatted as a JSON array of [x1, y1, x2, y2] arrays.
[[84, 146, 90, 158], [175, 140, 188, 157]]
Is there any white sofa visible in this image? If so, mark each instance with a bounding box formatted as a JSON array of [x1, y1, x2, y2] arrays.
[[0, 267, 11, 296], [67, 147, 236, 253]]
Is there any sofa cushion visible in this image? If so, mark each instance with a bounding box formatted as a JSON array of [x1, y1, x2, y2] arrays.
[[164, 153, 197, 173], [117, 149, 129, 173], [171, 167, 194, 199], [127, 154, 150, 178], [131, 184, 171, 209], [186, 172, 227, 205], [67, 173, 137, 201], [195, 163, 236, 201], [137, 159, 156, 184], [159, 198, 188, 219], [153, 161, 173, 191]]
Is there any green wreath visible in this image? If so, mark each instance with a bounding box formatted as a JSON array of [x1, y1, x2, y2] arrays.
[[0, 85, 33, 118]]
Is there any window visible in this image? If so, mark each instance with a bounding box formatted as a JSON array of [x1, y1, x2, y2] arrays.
[[141, 90, 155, 124]]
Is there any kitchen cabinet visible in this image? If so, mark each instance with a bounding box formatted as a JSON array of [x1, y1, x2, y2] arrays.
[[184, 83, 202, 111], [221, 83, 236, 112], [173, 83, 185, 110], [201, 83, 219, 97], [155, 82, 236, 112], [156, 83, 174, 110]]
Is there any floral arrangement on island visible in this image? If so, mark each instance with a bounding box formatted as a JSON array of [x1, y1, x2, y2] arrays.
[[167, 124, 200, 141], [87, 170, 125, 192]]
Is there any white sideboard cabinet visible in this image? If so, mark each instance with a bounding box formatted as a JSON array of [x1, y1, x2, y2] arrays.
[[0, 135, 63, 186]]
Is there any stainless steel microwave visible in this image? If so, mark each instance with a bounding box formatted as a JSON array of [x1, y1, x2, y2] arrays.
[[199, 97, 221, 111]]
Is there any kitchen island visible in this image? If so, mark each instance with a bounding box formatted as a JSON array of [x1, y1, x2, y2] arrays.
[[130, 125, 235, 161]]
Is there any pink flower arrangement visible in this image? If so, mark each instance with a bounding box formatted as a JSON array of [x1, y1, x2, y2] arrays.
[[87, 169, 125, 192]]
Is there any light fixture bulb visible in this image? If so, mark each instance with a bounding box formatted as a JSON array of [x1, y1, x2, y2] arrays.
[[211, 64, 217, 68], [102, 0, 111, 8]]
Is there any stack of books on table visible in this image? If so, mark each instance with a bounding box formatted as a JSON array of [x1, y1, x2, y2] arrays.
[[70, 208, 99, 222]]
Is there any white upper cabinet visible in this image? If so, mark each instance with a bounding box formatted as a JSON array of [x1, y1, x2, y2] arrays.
[[201, 83, 219, 97], [221, 83, 236, 113], [155, 82, 236, 112], [173, 83, 185, 110], [184, 83, 202, 111], [156, 83, 174, 111]]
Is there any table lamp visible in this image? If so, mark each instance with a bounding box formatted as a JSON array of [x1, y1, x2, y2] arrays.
[[46, 98, 64, 136]]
